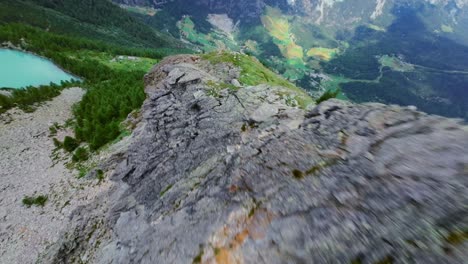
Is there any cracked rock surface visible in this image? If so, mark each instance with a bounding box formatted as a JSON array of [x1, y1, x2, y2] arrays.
[[43, 55, 468, 264]]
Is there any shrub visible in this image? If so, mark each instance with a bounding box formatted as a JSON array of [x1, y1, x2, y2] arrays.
[[22, 195, 48, 207], [96, 169, 105, 183], [53, 137, 62, 148], [0, 94, 13, 114], [63, 136, 79, 152], [77, 166, 89, 178], [49, 126, 58, 136], [316, 88, 341, 104], [49, 122, 61, 136], [72, 147, 89, 162]]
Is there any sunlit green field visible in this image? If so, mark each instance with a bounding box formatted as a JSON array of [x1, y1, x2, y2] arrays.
[[66, 50, 158, 72]]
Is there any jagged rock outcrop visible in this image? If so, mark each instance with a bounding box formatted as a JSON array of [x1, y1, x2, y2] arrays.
[[43, 54, 468, 264]]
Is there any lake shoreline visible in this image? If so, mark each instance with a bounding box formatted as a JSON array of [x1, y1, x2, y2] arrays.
[[0, 45, 83, 89]]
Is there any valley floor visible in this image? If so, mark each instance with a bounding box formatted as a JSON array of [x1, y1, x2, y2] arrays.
[[0, 88, 107, 263]]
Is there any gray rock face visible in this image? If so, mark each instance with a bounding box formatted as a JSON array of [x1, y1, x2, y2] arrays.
[[43, 55, 468, 264]]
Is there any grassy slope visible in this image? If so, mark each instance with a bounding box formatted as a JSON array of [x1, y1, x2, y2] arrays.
[[65, 50, 158, 72], [202, 51, 314, 109]]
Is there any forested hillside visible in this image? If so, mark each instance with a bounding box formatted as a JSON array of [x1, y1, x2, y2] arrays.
[[0, 23, 163, 149], [0, 0, 195, 149], [0, 0, 185, 50]]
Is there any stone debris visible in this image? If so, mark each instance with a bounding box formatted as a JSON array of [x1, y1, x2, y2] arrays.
[[0, 88, 108, 264]]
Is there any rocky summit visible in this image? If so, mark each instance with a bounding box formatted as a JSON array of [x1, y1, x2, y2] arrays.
[[43, 54, 468, 264]]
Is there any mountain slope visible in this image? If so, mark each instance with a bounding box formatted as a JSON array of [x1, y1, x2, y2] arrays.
[[0, 0, 186, 49], [42, 53, 468, 264]]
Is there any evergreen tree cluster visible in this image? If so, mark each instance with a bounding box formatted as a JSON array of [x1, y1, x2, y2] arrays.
[[0, 0, 185, 49], [74, 70, 146, 149], [0, 81, 77, 114]]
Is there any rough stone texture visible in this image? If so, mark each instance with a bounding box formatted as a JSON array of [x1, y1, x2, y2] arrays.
[[43, 56, 468, 264]]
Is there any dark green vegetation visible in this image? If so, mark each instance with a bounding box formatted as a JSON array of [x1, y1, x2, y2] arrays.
[[96, 169, 105, 183], [63, 136, 79, 152], [316, 88, 341, 104], [0, 82, 76, 114], [48, 122, 61, 136], [0, 22, 185, 150], [322, 6, 468, 120], [73, 68, 147, 150], [292, 169, 304, 179], [192, 246, 204, 264], [22, 195, 48, 207], [0, 0, 185, 50], [77, 166, 89, 179], [72, 147, 89, 162]]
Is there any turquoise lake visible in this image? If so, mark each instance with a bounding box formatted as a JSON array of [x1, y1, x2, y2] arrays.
[[0, 49, 78, 89]]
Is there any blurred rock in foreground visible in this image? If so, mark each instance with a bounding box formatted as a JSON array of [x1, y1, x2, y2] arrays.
[[42, 54, 468, 264]]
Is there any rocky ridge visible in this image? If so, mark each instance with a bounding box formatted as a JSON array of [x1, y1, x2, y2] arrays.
[[43, 54, 468, 263]]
